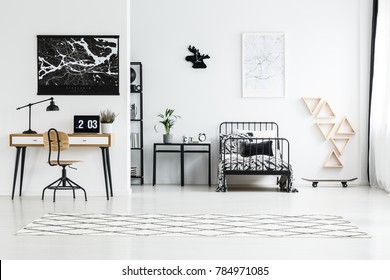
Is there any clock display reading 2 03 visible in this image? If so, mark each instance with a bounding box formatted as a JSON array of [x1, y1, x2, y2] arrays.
[[74, 115, 100, 133]]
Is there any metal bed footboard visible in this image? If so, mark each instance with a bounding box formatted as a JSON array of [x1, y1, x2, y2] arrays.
[[222, 137, 290, 170], [221, 137, 291, 190], [218, 122, 291, 191]]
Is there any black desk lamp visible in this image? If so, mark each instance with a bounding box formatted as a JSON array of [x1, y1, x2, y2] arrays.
[[16, 97, 60, 134]]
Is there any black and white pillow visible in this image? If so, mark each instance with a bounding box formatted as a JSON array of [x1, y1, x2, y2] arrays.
[[220, 133, 252, 154]]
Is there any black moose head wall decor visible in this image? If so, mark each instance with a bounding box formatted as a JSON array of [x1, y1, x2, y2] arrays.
[[185, 45, 210, 69]]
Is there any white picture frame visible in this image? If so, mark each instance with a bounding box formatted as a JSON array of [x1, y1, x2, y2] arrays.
[[242, 33, 285, 98]]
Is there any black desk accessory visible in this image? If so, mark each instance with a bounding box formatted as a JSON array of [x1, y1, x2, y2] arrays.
[[16, 97, 59, 134]]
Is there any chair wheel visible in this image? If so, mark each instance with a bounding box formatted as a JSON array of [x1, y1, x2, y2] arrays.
[[312, 182, 318, 188]]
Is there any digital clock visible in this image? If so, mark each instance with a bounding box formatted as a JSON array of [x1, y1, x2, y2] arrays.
[[74, 115, 100, 133]]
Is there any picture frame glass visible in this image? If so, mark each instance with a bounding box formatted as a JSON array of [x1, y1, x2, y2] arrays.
[[37, 35, 119, 95], [242, 33, 285, 98]]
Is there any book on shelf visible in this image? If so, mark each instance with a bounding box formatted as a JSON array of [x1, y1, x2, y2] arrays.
[[130, 103, 137, 119], [130, 132, 140, 148], [131, 166, 137, 176]]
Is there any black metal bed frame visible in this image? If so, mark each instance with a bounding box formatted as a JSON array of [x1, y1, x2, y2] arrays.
[[219, 121, 291, 191]]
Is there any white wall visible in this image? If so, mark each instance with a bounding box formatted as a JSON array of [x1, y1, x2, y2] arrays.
[[131, 0, 371, 186], [0, 0, 131, 196]]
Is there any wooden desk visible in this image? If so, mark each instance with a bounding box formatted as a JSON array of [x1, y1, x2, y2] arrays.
[[9, 133, 113, 200], [152, 142, 211, 186]]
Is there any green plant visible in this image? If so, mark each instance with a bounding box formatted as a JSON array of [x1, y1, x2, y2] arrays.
[[100, 108, 118, 123], [155, 108, 181, 135]]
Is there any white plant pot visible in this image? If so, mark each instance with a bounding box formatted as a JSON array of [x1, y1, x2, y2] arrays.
[[101, 123, 113, 134], [163, 134, 173, 143]]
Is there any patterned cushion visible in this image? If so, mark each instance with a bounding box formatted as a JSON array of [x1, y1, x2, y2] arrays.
[[220, 133, 252, 154]]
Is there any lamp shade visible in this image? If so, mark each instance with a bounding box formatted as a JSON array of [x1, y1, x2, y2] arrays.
[[46, 100, 59, 111]]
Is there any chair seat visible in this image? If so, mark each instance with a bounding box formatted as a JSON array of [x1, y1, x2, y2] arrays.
[[48, 160, 82, 165]]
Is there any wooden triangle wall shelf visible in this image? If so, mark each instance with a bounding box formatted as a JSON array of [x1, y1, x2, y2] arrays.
[[335, 117, 356, 135], [324, 150, 343, 168], [316, 101, 336, 118], [316, 122, 335, 140], [330, 137, 350, 155], [301, 96, 355, 169], [302, 97, 322, 116]]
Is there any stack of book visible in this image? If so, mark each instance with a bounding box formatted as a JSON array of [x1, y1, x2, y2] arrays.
[[131, 166, 137, 176], [130, 132, 140, 148], [130, 103, 137, 119]]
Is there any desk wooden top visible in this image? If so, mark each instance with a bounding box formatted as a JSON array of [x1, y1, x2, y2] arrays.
[[10, 133, 112, 147], [10, 133, 112, 137]]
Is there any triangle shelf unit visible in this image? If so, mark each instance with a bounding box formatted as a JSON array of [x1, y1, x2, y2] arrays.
[[302, 97, 322, 116], [335, 117, 356, 135], [324, 149, 343, 168], [316, 122, 336, 140], [316, 100, 336, 118], [330, 136, 351, 155]]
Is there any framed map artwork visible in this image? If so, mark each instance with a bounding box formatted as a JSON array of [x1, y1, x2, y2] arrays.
[[37, 35, 119, 95], [242, 33, 285, 98]]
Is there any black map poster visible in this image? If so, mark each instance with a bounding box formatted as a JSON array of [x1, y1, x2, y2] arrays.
[[37, 35, 119, 95]]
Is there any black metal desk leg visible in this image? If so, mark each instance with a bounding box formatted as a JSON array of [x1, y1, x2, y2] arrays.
[[105, 148, 113, 197], [180, 144, 184, 187], [100, 148, 110, 200], [208, 145, 211, 186], [11, 148, 21, 200], [153, 144, 156, 186], [19, 147, 27, 196]]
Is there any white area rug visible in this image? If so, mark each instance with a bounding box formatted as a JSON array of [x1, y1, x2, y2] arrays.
[[17, 213, 369, 238]]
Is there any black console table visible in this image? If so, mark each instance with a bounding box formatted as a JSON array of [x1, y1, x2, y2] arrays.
[[153, 142, 211, 186]]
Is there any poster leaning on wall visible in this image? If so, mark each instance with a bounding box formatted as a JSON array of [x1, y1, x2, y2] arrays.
[[37, 35, 119, 95], [242, 33, 285, 98]]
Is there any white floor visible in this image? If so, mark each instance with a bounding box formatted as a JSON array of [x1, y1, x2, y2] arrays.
[[1, 184, 390, 260]]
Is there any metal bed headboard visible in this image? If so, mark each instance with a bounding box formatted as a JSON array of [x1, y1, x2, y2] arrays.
[[219, 122, 281, 154], [219, 122, 279, 136]]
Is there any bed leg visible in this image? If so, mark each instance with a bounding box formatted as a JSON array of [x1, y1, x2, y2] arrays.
[[290, 176, 298, 193], [287, 177, 291, 192]]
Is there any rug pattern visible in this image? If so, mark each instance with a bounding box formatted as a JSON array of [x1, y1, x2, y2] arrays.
[[17, 213, 369, 238]]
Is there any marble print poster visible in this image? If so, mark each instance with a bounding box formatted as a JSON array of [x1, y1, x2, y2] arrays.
[[37, 36, 119, 95], [242, 33, 285, 97]]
